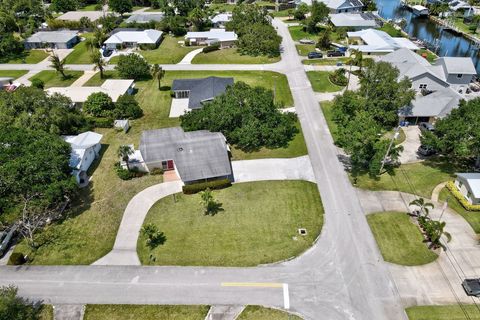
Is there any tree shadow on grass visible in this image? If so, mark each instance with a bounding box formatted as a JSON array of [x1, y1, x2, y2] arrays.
[[160, 85, 171, 91]]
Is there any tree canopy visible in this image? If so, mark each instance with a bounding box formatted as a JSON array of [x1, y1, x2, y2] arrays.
[[0, 285, 43, 320], [108, 0, 133, 15], [180, 82, 298, 152], [115, 53, 151, 80]]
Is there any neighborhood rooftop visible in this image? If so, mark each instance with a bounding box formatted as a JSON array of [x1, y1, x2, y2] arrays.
[[105, 29, 163, 45], [348, 29, 419, 53], [320, 0, 363, 10], [329, 13, 378, 28], [56, 11, 115, 21], [456, 173, 480, 199], [26, 30, 78, 44], [63, 131, 103, 170], [125, 12, 165, 23], [185, 29, 238, 42], [172, 76, 234, 109], [47, 79, 135, 103], [439, 57, 477, 75], [211, 13, 233, 23], [399, 87, 462, 119], [139, 127, 232, 182]]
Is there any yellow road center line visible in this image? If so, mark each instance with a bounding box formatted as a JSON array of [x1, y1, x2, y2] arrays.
[[221, 282, 283, 288]]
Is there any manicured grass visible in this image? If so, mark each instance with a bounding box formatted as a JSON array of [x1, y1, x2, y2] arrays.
[[289, 25, 318, 41], [417, 49, 438, 63], [231, 121, 307, 160], [379, 23, 403, 37], [5, 50, 49, 64], [29, 70, 83, 88], [192, 48, 280, 64], [406, 305, 480, 320], [138, 181, 324, 266], [302, 57, 349, 65], [208, 3, 236, 11], [320, 101, 337, 141], [384, 127, 407, 145], [138, 36, 202, 64], [439, 187, 480, 234], [353, 160, 456, 198], [0, 70, 29, 79], [64, 33, 94, 64], [238, 306, 303, 320], [84, 70, 120, 86], [84, 305, 210, 320], [79, 4, 100, 10], [306, 71, 345, 92], [39, 305, 54, 320], [367, 212, 438, 266], [296, 44, 316, 56]]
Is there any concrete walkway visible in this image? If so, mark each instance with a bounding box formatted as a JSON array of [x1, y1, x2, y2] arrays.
[[178, 48, 204, 64], [15, 70, 39, 86], [205, 305, 245, 320], [70, 71, 97, 87], [399, 126, 422, 164], [431, 182, 447, 202]]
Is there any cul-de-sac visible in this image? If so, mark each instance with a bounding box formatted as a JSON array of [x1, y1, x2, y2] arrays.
[[1, 0, 480, 319]]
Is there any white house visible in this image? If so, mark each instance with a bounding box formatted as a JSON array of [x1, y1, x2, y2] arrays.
[[329, 13, 379, 29], [347, 29, 419, 54], [320, 0, 364, 13], [185, 29, 237, 48], [454, 173, 480, 205], [211, 13, 232, 28], [104, 29, 163, 49], [63, 131, 103, 185]]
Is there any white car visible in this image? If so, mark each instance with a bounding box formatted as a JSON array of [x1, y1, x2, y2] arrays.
[[299, 39, 315, 44]]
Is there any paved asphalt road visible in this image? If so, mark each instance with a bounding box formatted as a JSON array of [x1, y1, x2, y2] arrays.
[[0, 20, 408, 320]]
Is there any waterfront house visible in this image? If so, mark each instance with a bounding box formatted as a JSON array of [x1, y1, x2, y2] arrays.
[[329, 13, 379, 29], [320, 0, 364, 13], [347, 29, 419, 54], [434, 57, 477, 86]]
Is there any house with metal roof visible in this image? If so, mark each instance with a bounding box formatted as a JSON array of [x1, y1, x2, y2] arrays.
[[347, 29, 419, 54], [125, 12, 164, 24], [320, 0, 363, 13], [185, 29, 237, 48], [454, 173, 480, 205], [329, 13, 378, 29], [211, 13, 233, 28], [170, 77, 234, 117], [25, 30, 79, 49], [138, 127, 232, 183], [47, 79, 135, 105], [56, 11, 116, 22], [104, 29, 163, 49], [63, 131, 103, 185]]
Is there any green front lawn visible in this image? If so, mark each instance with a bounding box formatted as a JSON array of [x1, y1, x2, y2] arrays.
[[379, 23, 403, 37], [139, 36, 202, 64], [208, 3, 237, 11], [192, 48, 280, 64], [84, 70, 120, 86], [439, 187, 480, 234], [353, 160, 455, 199], [296, 44, 316, 56], [65, 33, 94, 64], [4, 50, 49, 64], [238, 306, 303, 320], [406, 305, 480, 320], [302, 57, 349, 65], [306, 71, 345, 92], [29, 70, 83, 88], [367, 212, 438, 266], [0, 70, 29, 79], [84, 305, 210, 320], [138, 181, 324, 266], [289, 26, 317, 41]]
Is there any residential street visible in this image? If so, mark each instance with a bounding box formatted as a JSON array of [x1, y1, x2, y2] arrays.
[[0, 19, 409, 320]]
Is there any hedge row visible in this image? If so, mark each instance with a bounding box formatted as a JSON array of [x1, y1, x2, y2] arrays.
[[182, 178, 231, 194], [446, 181, 480, 211], [203, 43, 220, 53]]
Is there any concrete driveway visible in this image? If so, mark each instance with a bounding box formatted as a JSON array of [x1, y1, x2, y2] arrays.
[[399, 126, 422, 164]]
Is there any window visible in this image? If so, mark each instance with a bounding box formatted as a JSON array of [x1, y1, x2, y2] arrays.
[[419, 84, 427, 89], [457, 74, 463, 79]]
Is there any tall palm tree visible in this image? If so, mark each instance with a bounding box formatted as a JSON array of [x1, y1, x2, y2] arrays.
[[91, 50, 107, 79], [49, 54, 67, 79], [94, 28, 107, 48], [85, 37, 97, 52], [409, 198, 434, 217], [118, 145, 134, 170], [150, 64, 165, 90]]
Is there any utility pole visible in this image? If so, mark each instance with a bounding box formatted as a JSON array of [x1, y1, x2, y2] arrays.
[[379, 126, 400, 173], [439, 197, 449, 221]]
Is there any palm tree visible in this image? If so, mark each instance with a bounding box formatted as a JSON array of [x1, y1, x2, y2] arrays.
[[409, 198, 434, 217], [150, 64, 165, 90], [426, 220, 452, 250], [118, 145, 134, 170], [49, 54, 67, 79], [91, 50, 107, 79], [93, 28, 107, 48], [85, 37, 97, 52]]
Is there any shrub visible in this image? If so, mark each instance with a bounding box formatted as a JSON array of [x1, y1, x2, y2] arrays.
[[182, 178, 231, 194], [202, 43, 220, 53], [329, 68, 348, 86], [83, 92, 115, 117], [150, 167, 164, 175], [115, 53, 150, 80], [139, 43, 158, 50], [113, 94, 143, 119], [87, 117, 114, 128], [8, 253, 26, 265], [114, 162, 134, 180], [31, 78, 44, 89], [446, 181, 480, 211]]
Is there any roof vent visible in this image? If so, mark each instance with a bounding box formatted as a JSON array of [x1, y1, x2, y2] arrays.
[[177, 147, 184, 152]]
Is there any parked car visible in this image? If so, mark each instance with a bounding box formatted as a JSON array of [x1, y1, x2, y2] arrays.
[[102, 48, 113, 57], [308, 52, 323, 59], [327, 50, 345, 57], [299, 39, 315, 44], [419, 122, 435, 132], [418, 145, 436, 156], [462, 279, 480, 297]]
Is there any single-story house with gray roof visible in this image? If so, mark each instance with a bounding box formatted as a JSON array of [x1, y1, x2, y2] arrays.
[[138, 127, 232, 183], [329, 13, 379, 29], [25, 30, 79, 49], [125, 12, 164, 24], [454, 173, 480, 205], [320, 0, 363, 13]]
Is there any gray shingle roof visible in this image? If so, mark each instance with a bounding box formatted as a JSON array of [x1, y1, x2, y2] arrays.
[[139, 127, 231, 182], [26, 30, 78, 44], [437, 57, 477, 75], [172, 76, 234, 109], [399, 87, 462, 118]]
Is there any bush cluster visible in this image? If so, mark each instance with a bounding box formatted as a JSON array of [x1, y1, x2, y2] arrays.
[[8, 253, 26, 265], [182, 178, 232, 194], [202, 43, 220, 53], [446, 181, 480, 211], [329, 68, 348, 86], [114, 162, 145, 180]]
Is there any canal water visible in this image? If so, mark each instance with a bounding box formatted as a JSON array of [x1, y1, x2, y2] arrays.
[[375, 0, 480, 72]]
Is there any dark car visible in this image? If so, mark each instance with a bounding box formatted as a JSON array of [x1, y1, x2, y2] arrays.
[[308, 52, 323, 59], [327, 50, 345, 57], [418, 145, 436, 157], [419, 122, 435, 132], [462, 279, 480, 297], [102, 49, 113, 57]]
